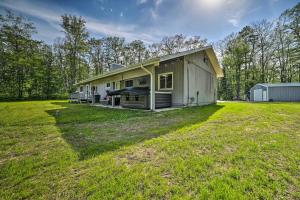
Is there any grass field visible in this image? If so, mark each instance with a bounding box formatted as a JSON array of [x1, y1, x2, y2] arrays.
[[0, 101, 299, 199]]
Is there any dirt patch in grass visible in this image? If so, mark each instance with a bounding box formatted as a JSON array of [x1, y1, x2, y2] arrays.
[[116, 146, 158, 166]]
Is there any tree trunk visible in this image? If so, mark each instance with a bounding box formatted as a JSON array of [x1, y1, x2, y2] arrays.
[[236, 63, 241, 100]]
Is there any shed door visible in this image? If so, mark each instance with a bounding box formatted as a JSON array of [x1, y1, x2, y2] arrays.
[[262, 90, 267, 101], [254, 89, 263, 101]]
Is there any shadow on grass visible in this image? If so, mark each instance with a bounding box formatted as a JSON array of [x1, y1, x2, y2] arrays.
[[47, 102, 224, 160]]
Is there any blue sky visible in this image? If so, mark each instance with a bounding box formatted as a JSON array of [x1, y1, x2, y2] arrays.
[[0, 0, 298, 44]]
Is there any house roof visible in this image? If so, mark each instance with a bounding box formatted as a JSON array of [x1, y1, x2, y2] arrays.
[[258, 82, 300, 88], [160, 46, 212, 61], [76, 46, 223, 85]]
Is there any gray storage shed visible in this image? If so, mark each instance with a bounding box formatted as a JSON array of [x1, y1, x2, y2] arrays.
[[250, 83, 300, 102]]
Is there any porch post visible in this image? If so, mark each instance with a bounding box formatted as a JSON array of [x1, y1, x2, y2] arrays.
[[112, 96, 115, 107], [92, 86, 95, 104], [150, 66, 156, 111]]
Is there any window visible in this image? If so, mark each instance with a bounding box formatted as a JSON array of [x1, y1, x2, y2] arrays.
[[126, 95, 130, 101], [80, 86, 83, 92], [139, 78, 147, 85], [106, 82, 111, 87], [116, 81, 121, 90], [158, 72, 173, 90], [125, 80, 133, 87], [135, 95, 139, 101]]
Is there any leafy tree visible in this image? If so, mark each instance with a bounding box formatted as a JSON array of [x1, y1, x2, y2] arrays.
[[61, 14, 89, 89], [0, 10, 37, 99], [88, 38, 104, 75], [103, 36, 125, 68], [127, 40, 148, 64], [217, 3, 300, 101]]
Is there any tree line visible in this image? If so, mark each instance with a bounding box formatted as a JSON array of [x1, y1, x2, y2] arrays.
[[0, 10, 207, 100], [217, 3, 300, 100], [0, 3, 299, 100]]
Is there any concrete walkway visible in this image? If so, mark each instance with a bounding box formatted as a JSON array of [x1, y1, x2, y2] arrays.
[[90, 103, 181, 112]]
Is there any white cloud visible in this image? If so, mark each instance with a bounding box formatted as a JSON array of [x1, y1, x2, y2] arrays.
[[269, 0, 279, 4], [149, 8, 158, 19], [0, 0, 162, 43], [0, 1, 61, 23], [0, 0, 269, 44], [228, 19, 239, 27], [148, 0, 164, 20], [154, 0, 163, 6], [0, 0, 63, 42], [137, 0, 147, 4], [85, 18, 159, 43], [137, 0, 162, 6]]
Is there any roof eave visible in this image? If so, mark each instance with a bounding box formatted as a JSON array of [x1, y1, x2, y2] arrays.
[[75, 59, 160, 86], [205, 48, 224, 78]]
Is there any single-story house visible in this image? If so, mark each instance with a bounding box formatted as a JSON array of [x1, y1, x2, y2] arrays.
[[72, 46, 223, 110], [250, 83, 300, 102]]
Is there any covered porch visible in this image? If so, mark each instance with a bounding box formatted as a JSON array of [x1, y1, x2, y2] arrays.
[[72, 61, 163, 110], [107, 87, 172, 109]]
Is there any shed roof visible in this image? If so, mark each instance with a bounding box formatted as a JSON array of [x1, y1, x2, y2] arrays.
[[75, 46, 223, 85], [258, 82, 300, 88]]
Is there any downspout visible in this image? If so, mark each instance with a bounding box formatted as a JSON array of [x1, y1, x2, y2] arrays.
[[141, 64, 154, 110]]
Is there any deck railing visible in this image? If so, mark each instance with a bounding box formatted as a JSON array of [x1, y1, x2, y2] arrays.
[[69, 92, 92, 102]]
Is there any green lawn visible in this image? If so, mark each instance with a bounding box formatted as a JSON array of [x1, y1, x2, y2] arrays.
[[0, 101, 299, 199]]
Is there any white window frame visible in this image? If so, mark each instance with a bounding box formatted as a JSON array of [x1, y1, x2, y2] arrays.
[[158, 72, 173, 90]]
